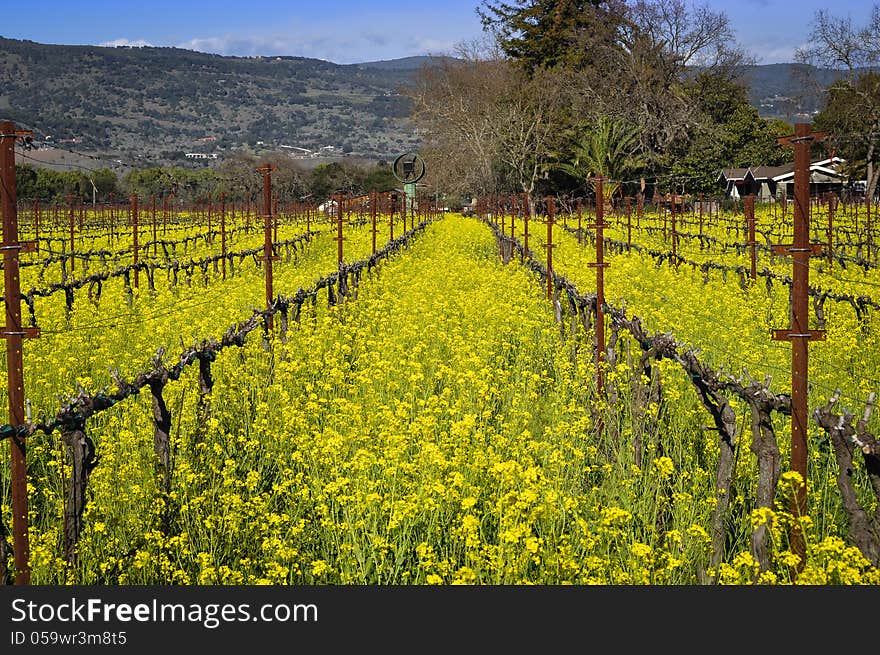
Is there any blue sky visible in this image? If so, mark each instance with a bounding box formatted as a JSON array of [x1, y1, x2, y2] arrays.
[[0, 0, 875, 65]]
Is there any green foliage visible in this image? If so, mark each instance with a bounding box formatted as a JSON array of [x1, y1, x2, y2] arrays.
[[814, 73, 880, 188], [308, 161, 398, 201], [477, 0, 606, 72], [14, 164, 120, 203], [555, 117, 645, 191], [123, 167, 217, 202], [665, 73, 793, 193], [362, 165, 398, 193]]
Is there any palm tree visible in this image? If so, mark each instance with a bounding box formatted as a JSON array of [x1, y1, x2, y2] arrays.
[[556, 116, 645, 210]]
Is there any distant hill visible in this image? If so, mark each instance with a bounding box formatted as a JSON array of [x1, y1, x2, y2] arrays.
[[0, 36, 855, 171], [354, 55, 455, 71], [739, 63, 850, 122], [0, 36, 431, 168]]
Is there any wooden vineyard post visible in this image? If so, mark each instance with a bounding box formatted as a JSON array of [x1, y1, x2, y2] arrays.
[[772, 123, 828, 574], [1, 121, 39, 585], [522, 192, 531, 261], [257, 165, 279, 331]]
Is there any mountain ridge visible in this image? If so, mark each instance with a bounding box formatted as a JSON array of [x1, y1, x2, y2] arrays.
[[0, 36, 847, 170]]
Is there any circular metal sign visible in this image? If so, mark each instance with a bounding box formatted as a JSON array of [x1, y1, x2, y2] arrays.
[[392, 152, 426, 184]]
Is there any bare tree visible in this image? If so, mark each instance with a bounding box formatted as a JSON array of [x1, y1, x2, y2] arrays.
[[556, 0, 751, 169], [797, 5, 880, 200], [491, 66, 566, 201], [406, 41, 510, 198], [796, 8, 877, 77], [626, 0, 751, 76]]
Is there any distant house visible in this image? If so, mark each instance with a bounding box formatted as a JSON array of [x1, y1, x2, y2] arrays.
[[718, 168, 750, 199], [184, 153, 218, 160], [717, 157, 847, 201], [317, 199, 339, 217]]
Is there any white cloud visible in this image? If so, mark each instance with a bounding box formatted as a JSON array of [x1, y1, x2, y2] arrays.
[[170, 32, 459, 63], [99, 38, 153, 48]]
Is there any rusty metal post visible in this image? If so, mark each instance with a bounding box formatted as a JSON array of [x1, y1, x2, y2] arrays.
[[509, 196, 516, 240], [257, 165, 278, 330], [662, 199, 668, 241], [389, 192, 395, 242], [827, 192, 834, 269], [772, 123, 827, 573], [867, 188, 873, 263], [151, 194, 157, 256], [336, 193, 345, 265], [744, 195, 757, 282], [699, 194, 705, 249], [671, 198, 678, 262], [273, 194, 279, 244], [522, 192, 531, 260], [545, 197, 555, 299], [587, 178, 610, 438], [401, 190, 407, 234], [67, 194, 76, 275], [109, 191, 115, 245], [33, 198, 39, 246], [131, 194, 139, 289], [370, 191, 377, 255], [577, 198, 583, 245], [1, 121, 39, 585], [220, 191, 227, 280]]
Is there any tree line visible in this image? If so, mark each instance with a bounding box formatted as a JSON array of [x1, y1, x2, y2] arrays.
[[14, 153, 400, 206], [405, 0, 879, 205]]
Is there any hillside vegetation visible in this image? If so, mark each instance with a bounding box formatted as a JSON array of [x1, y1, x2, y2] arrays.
[[0, 36, 427, 165], [0, 35, 843, 172]]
